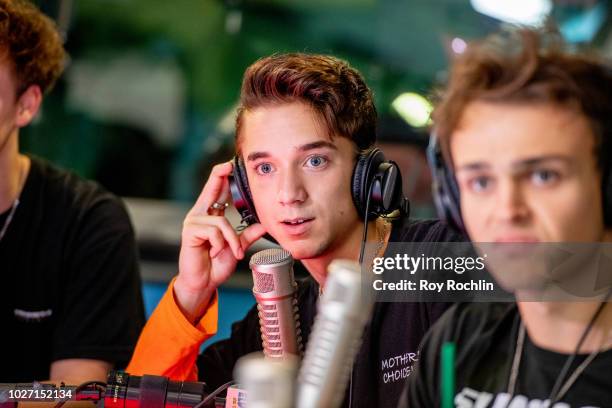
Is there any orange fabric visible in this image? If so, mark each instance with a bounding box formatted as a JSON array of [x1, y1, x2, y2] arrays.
[[127, 278, 218, 381]]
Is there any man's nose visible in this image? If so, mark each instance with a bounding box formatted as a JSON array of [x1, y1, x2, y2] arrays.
[[494, 179, 530, 224], [277, 167, 307, 205]]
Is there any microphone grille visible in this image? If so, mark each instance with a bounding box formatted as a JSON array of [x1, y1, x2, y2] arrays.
[[250, 248, 292, 266], [254, 271, 275, 293]]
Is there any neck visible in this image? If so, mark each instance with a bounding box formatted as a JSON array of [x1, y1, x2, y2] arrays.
[[0, 130, 26, 213], [302, 217, 390, 287], [517, 299, 612, 353]]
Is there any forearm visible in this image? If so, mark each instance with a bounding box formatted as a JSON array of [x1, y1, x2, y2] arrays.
[[127, 279, 218, 381]]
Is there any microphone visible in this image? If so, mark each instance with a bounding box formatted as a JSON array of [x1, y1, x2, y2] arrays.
[[296, 260, 375, 408], [249, 248, 303, 358], [233, 352, 297, 408]]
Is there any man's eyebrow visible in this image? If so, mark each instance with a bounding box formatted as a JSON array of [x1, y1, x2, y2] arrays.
[[246, 141, 337, 162], [297, 141, 338, 152], [456, 155, 573, 172], [510, 155, 572, 170], [455, 162, 491, 172], [246, 151, 270, 162]]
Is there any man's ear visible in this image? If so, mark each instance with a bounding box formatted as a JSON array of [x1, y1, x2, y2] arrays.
[[15, 84, 42, 128]]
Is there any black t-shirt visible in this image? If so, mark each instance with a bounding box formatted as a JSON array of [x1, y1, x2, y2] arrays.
[[196, 217, 465, 407], [0, 157, 145, 381], [399, 302, 612, 408]]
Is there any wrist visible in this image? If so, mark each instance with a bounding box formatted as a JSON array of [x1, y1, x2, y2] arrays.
[[173, 277, 217, 324]]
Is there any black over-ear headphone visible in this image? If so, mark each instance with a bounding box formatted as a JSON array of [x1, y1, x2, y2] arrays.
[[229, 148, 410, 226], [427, 131, 612, 232], [426, 133, 464, 232]]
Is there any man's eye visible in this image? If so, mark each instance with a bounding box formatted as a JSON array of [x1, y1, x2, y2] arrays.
[[255, 163, 274, 175], [531, 169, 559, 186], [305, 155, 327, 168], [469, 176, 492, 193]]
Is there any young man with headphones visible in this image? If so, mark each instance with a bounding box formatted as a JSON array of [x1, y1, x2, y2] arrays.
[[400, 29, 612, 407], [128, 53, 464, 406]]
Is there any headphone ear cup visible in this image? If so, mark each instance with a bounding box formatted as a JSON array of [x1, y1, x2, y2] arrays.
[[229, 156, 259, 225], [352, 149, 387, 220], [351, 152, 372, 218], [378, 160, 406, 215], [441, 166, 464, 232], [427, 134, 465, 232], [352, 148, 408, 219], [602, 135, 612, 226], [603, 166, 612, 226]]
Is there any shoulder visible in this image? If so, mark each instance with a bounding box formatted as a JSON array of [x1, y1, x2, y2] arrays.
[[30, 157, 132, 229], [391, 217, 467, 243], [31, 157, 118, 206]]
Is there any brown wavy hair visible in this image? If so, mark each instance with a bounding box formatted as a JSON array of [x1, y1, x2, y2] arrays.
[[433, 28, 612, 169], [235, 53, 377, 154], [0, 0, 65, 96]]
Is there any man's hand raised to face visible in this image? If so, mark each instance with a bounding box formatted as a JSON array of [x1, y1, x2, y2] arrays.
[[173, 161, 266, 323]]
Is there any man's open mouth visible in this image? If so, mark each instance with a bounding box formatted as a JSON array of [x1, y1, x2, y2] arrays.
[[282, 218, 314, 225]]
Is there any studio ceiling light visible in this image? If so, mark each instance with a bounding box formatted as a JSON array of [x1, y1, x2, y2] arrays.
[[470, 0, 552, 26], [391, 92, 433, 128]]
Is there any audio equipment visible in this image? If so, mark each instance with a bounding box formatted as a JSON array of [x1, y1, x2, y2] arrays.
[[249, 248, 303, 358], [296, 260, 375, 408], [234, 353, 297, 408], [427, 132, 465, 232]]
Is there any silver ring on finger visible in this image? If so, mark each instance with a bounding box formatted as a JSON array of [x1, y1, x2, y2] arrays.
[[210, 202, 229, 210]]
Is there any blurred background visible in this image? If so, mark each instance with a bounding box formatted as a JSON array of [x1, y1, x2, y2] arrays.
[[23, 0, 612, 345]]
